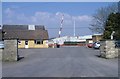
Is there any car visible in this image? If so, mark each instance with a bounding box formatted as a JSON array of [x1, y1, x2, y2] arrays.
[[93, 42, 100, 49], [115, 41, 120, 48], [56, 43, 60, 48], [87, 43, 93, 48], [0, 41, 4, 49]]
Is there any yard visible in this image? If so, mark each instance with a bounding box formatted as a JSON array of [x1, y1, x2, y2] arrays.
[[2, 46, 118, 77]]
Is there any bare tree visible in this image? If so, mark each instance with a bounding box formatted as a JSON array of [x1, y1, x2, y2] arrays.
[[89, 3, 118, 34]]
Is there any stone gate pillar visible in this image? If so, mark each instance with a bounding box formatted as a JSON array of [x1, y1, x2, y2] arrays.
[[2, 39, 18, 61], [100, 40, 118, 59]]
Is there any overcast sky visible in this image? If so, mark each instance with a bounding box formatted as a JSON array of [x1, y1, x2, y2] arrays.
[[2, 2, 115, 38]]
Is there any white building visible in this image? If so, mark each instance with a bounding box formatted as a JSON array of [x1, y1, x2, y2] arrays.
[[51, 35, 92, 45]]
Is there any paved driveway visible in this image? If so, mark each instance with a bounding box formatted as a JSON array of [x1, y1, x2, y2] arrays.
[[2, 46, 118, 77]]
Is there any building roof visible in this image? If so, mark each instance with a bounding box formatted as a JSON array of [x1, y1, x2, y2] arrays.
[[92, 34, 103, 36], [3, 25, 45, 30], [86, 38, 92, 40], [2, 25, 48, 40]]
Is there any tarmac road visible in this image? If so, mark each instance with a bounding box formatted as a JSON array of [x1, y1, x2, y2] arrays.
[[2, 46, 118, 77]]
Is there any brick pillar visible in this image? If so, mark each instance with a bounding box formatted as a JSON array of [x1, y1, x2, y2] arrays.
[[100, 40, 119, 59], [0, 49, 2, 61], [2, 39, 18, 61], [100, 40, 106, 57]]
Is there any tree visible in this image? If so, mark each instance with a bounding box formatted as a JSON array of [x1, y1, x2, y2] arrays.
[[113, 13, 120, 40], [103, 13, 120, 40], [89, 3, 118, 34]]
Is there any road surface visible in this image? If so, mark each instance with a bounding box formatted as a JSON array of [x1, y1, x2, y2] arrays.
[[2, 46, 118, 77]]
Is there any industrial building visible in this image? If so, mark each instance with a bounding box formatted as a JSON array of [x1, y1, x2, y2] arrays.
[[48, 35, 92, 46]]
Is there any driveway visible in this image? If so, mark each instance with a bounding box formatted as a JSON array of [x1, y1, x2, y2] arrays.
[[2, 46, 118, 77]]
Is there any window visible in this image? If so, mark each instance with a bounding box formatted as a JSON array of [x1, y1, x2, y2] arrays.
[[25, 40, 28, 45], [34, 40, 43, 44], [18, 40, 21, 45]]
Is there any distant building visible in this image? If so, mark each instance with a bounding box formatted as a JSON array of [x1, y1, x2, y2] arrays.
[[52, 36, 83, 45], [79, 35, 92, 40], [51, 35, 92, 46], [86, 39, 93, 44], [2, 25, 49, 48], [92, 34, 103, 42]]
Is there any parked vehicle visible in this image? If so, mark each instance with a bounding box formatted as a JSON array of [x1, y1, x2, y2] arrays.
[[93, 42, 100, 49], [115, 41, 120, 48], [56, 43, 60, 48], [48, 40, 55, 48], [87, 43, 93, 48], [0, 41, 4, 49]]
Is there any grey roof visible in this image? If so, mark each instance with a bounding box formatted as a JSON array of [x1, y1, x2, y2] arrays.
[[3, 25, 28, 30], [2, 25, 49, 40], [35, 25, 45, 30]]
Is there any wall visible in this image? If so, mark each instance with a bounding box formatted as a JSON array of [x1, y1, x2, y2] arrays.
[[34, 40, 48, 48], [92, 35, 102, 42], [2, 39, 18, 61], [18, 40, 25, 48], [18, 40, 48, 48], [100, 40, 119, 59], [86, 39, 93, 44]]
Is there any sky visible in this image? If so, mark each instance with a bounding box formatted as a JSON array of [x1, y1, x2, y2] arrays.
[[1, 2, 115, 38]]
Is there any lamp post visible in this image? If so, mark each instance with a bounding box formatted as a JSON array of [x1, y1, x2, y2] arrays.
[[74, 19, 76, 37], [111, 31, 115, 40]]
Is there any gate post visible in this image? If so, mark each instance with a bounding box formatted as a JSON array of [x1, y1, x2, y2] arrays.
[[2, 39, 18, 61], [100, 40, 118, 59]]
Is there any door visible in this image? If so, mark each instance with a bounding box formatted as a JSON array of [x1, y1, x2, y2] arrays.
[[25, 40, 28, 48]]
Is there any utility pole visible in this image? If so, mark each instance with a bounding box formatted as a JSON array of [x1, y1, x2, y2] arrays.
[[74, 19, 76, 37], [58, 14, 64, 38]]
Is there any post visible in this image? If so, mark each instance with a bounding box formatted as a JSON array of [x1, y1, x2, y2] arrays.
[[111, 31, 115, 40], [58, 14, 64, 38], [74, 20, 76, 37], [2, 39, 18, 61]]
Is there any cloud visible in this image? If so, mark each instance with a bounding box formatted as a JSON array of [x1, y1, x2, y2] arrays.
[[73, 15, 92, 22], [4, 8, 14, 18], [3, 9, 93, 37], [77, 15, 92, 21], [3, 8, 92, 25], [0, 3, 2, 25], [31, 12, 55, 24]]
